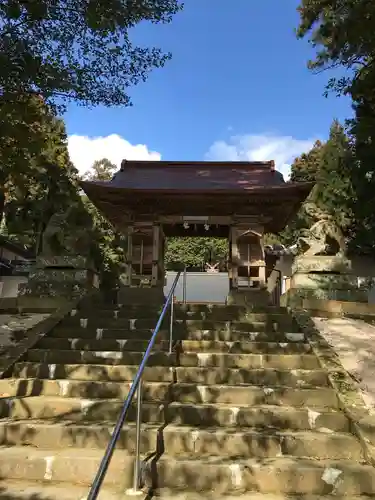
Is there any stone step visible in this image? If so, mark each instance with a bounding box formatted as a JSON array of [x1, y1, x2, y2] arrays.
[[1, 482, 373, 500], [0, 379, 338, 407], [71, 307, 296, 323], [0, 480, 124, 499], [37, 337, 312, 354], [24, 350, 320, 369], [148, 457, 375, 495], [25, 349, 175, 365], [12, 363, 330, 386], [49, 327, 306, 343], [177, 352, 320, 370], [13, 362, 176, 383], [77, 303, 287, 315], [136, 492, 375, 500], [0, 399, 348, 431], [0, 446, 130, 489], [63, 317, 299, 333], [0, 420, 363, 460], [0, 448, 374, 494]]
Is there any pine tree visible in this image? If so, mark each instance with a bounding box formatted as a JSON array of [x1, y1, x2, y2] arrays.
[[280, 121, 355, 247], [296, 0, 375, 253], [314, 121, 354, 230]]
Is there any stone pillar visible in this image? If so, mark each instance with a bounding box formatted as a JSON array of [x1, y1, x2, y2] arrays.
[[18, 256, 99, 307]]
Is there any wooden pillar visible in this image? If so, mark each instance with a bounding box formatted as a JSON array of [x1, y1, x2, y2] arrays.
[[124, 225, 133, 286], [229, 226, 239, 290], [258, 232, 266, 287], [151, 224, 165, 287]]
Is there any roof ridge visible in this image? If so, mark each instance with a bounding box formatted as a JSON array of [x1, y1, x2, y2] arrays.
[[120, 160, 275, 170]]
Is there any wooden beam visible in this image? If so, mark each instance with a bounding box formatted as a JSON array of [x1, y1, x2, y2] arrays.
[[86, 190, 310, 233]]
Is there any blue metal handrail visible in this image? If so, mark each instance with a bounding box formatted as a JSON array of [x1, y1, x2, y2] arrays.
[[87, 270, 183, 499]]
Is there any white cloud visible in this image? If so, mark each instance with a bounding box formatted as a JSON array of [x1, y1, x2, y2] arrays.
[[67, 134, 161, 175], [205, 134, 317, 179]]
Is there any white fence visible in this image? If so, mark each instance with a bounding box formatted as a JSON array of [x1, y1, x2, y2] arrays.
[[165, 271, 229, 303]]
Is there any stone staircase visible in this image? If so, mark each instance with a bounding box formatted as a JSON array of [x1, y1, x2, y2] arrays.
[[0, 297, 374, 498]]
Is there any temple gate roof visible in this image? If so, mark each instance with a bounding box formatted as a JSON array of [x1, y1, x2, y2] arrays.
[[80, 160, 314, 233]]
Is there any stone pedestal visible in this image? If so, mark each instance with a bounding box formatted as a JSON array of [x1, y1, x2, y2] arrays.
[[18, 256, 99, 305], [287, 256, 367, 308]]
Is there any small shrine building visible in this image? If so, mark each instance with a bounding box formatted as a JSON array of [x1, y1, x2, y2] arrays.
[[81, 160, 313, 299]]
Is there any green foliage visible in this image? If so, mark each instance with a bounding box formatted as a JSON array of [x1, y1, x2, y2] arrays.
[[296, 0, 375, 80], [0, 0, 182, 108], [1, 96, 79, 250], [280, 140, 325, 246], [1, 100, 126, 289], [0, 94, 68, 184], [79, 158, 127, 287], [79, 157, 128, 286], [263, 233, 283, 246], [348, 104, 375, 253], [314, 121, 355, 230], [165, 237, 228, 269], [0, 0, 186, 286], [80, 196, 128, 289], [280, 121, 355, 247], [290, 140, 323, 183], [297, 0, 375, 253], [0, 0, 182, 208], [82, 158, 117, 181]]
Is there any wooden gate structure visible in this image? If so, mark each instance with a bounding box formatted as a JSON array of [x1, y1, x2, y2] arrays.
[[81, 160, 313, 302]]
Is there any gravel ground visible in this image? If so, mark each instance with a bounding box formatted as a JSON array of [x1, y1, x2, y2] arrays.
[[313, 316, 375, 411]]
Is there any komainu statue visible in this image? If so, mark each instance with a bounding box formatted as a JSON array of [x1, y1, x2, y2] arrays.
[[297, 202, 347, 257], [41, 202, 93, 257]]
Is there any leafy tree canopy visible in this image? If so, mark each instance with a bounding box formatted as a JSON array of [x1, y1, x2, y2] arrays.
[[165, 237, 228, 270], [290, 140, 323, 183], [280, 120, 355, 247], [0, 0, 182, 108], [296, 0, 375, 252], [82, 158, 117, 181], [296, 0, 374, 94], [1, 96, 79, 250]]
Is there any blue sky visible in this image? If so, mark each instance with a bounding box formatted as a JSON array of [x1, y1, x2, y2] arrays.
[[66, 0, 352, 179]]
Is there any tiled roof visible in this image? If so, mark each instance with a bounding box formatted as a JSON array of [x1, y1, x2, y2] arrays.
[[80, 160, 315, 233], [84, 160, 287, 192]]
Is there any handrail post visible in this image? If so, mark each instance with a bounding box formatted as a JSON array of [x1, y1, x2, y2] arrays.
[[132, 379, 143, 492], [86, 270, 182, 500], [169, 295, 174, 354], [182, 267, 187, 304]]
